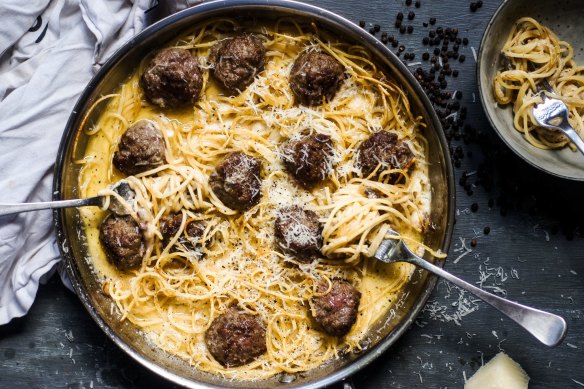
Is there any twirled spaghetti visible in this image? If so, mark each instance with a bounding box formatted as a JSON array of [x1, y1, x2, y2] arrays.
[[494, 17, 584, 150], [77, 18, 437, 380]]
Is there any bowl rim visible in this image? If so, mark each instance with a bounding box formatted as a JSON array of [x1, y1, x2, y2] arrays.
[[476, 0, 584, 181], [52, 0, 456, 388]]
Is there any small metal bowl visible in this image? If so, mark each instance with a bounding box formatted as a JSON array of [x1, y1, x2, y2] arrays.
[[477, 0, 584, 180], [53, 0, 455, 388]]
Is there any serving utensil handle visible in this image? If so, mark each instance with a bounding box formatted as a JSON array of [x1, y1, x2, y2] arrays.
[[0, 197, 102, 217], [402, 248, 567, 347]]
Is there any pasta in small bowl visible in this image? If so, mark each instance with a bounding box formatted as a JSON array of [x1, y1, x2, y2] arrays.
[[477, 0, 584, 180]]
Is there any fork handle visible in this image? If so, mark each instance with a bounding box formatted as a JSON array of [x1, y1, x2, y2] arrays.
[[555, 123, 584, 155], [405, 253, 567, 347], [0, 197, 103, 217]]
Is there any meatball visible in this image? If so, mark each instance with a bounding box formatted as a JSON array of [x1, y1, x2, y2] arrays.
[[356, 131, 414, 178], [282, 133, 335, 188], [160, 213, 206, 251], [311, 279, 361, 337], [99, 214, 145, 271], [210, 34, 266, 93], [113, 121, 166, 176], [289, 51, 345, 106], [140, 48, 203, 108], [209, 152, 262, 212], [274, 206, 323, 261], [205, 306, 267, 367]]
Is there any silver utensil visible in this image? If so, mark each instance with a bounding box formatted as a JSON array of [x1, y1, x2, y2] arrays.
[[532, 91, 584, 155], [374, 230, 567, 347], [0, 181, 135, 217], [527, 62, 584, 155]]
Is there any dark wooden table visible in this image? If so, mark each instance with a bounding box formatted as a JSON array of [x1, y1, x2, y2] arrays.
[[1, 1, 583, 388]]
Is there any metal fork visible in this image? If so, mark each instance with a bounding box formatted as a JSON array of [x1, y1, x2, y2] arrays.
[[0, 181, 135, 217], [374, 229, 567, 347], [528, 63, 584, 155]]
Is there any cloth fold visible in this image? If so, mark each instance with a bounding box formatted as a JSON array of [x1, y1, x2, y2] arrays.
[[0, 0, 161, 325]]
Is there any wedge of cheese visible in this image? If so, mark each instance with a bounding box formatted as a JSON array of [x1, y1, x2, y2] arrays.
[[464, 352, 529, 389]]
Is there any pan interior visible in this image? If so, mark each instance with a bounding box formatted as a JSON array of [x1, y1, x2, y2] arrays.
[[54, 2, 453, 388]]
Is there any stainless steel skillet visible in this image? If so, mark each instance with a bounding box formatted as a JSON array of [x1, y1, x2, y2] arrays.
[[52, 1, 455, 388]]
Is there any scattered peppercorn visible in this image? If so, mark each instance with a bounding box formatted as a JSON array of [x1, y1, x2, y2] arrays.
[[483, 226, 491, 235], [470, 2, 478, 12], [471, 203, 479, 212], [470, 239, 477, 247], [374, 24, 381, 32], [459, 54, 466, 63], [422, 52, 430, 60], [359, 20, 366, 28], [415, 0, 421, 8], [397, 12, 404, 20], [407, 25, 414, 33], [408, 11, 415, 20], [429, 17, 436, 25]]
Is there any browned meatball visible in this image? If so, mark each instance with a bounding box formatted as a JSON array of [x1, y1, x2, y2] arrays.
[[289, 51, 345, 106], [210, 35, 265, 93], [274, 206, 323, 261], [209, 152, 262, 212], [357, 131, 414, 178], [282, 133, 335, 188], [205, 306, 267, 367], [99, 214, 145, 271], [311, 279, 361, 337], [113, 121, 166, 176], [159, 213, 206, 251], [140, 48, 203, 108]]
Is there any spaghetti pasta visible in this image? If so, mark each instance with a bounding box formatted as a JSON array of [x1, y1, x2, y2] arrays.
[[494, 17, 584, 150], [77, 18, 437, 380]]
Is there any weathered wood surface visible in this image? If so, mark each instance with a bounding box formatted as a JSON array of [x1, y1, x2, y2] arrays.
[[1, 0, 583, 388]]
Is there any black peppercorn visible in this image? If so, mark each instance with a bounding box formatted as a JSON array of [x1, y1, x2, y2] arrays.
[[408, 11, 415, 20], [429, 17, 436, 25], [459, 54, 466, 63], [463, 37, 469, 45], [415, 1, 421, 8], [422, 52, 430, 60], [483, 226, 491, 235], [470, 2, 478, 12], [423, 37, 430, 45], [471, 203, 479, 212], [397, 12, 404, 20], [400, 25, 406, 34], [359, 20, 366, 28], [374, 24, 381, 32], [407, 25, 414, 33], [395, 20, 402, 28]]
